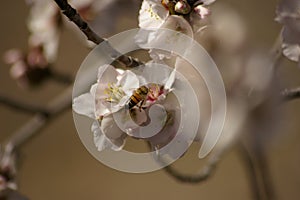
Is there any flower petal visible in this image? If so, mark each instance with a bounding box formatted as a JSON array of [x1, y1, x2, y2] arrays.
[[118, 70, 140, 95], [282, 43, 300, 62], [73, 93, 95, 119], [194, 5, 210, 19], [164, 69, 176, 91], [91, 121, 125, 151], [97, 64, 118, 86], [100, 115, 127, 140], [139, 0, 169, 29], [141, 62, 172, 85]]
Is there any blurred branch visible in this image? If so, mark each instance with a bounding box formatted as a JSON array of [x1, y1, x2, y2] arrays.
[[239, 140, 276, 200], [0, 94, 49, 115], [281, 87, 300, 101], [270, 33, 283, 71], [4, 86, 72, 153], [237, 142, 262, 200], [254, 145, 276, 200], [0, 188, 28, 200], [162, 152, 220, 183], [49, 69, 73, 85], [53, 0, 142, 68], [0, 86, 72, 190]]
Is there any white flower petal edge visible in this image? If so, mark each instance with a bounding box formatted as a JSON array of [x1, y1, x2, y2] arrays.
[[73, 93, 95, 119], [92, 121, 125, 151], [139, 0, 169, 29], [282, 43, 300, 62]]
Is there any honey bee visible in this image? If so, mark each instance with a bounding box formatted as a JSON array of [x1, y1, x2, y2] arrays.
[[126, 85, 149, 110], [126, 84, 163, 110]]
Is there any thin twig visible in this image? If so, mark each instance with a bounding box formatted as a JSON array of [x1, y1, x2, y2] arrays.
[[0, 94, 49, 115], [237, 142, 262, 200], [281, 87, 300, 101], [255, 147, 276, 200], [53, 0, 142, 68], [162, 152, 220, 183], [239, 139, 276, 200]]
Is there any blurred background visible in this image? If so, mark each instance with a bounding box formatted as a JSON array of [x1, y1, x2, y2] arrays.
[[0, 0, 300, 199]]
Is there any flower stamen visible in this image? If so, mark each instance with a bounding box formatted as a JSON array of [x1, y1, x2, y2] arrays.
[[104, 83, 125, 103]]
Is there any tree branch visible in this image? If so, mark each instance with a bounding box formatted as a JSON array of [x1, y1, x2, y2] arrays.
[[53, 0, 142, 68], [49, 69, 73, 85], [0, 86, 72, 190], [238, 139, 276, 200], [162, 152, 220, 183], [0, 57, 100, 189], [0, 94, 49, 115], [281, 87, 300, 101], [237, 142, 262, 200]]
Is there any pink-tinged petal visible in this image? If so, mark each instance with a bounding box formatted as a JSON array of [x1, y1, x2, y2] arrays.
[[174, 1, 191, 15], [3, 49, 23, 64], [194, 5, 210, 19], [28, 1, 60, 63], [72, 93, 95, 119], [10, 61, 27, 80]]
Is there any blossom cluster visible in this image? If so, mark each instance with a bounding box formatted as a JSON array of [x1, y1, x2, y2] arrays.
[[73, 63, 178, 152]]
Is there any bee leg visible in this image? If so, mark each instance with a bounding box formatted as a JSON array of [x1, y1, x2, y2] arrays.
[[139, 100, 145, 111]]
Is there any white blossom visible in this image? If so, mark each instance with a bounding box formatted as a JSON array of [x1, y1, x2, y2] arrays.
[[276, 0, 300, 64], [73, 63, 178, 152]]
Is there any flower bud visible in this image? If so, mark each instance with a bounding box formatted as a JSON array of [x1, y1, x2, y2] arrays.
[[174, 0, 191, 14]]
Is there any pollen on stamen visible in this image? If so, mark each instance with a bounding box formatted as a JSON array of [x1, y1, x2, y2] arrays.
[[104, 83, 125, 103], [146, 4, 161, 20]]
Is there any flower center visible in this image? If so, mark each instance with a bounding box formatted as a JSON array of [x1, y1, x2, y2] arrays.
[[104, 83, 125, 103]]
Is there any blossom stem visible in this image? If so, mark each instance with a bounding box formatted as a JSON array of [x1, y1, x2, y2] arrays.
[[53, 0, 142, 68]]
